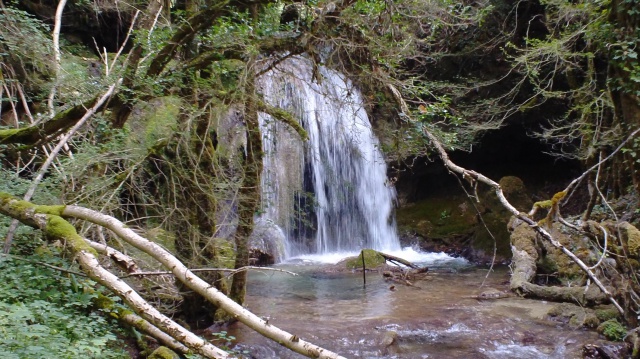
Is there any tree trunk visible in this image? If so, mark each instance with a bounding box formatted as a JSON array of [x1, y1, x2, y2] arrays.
[[230, 59, 263, 306]]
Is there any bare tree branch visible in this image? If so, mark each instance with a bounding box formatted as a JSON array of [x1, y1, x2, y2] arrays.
[[389, 85, 625, 315]]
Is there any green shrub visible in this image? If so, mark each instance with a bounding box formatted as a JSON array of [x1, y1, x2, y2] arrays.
[[0, 256, 129, 358]]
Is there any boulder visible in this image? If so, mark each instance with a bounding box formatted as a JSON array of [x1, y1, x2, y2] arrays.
[[249, 218, 286, 265]]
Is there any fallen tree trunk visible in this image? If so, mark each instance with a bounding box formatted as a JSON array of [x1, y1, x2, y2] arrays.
[[0, 192, 347, 359], [0, 194, 229, 358], [64, 205, 346, 359]]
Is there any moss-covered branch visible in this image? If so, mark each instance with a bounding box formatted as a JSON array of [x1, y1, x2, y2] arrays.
[[0, 98, 102, 146], [257, 100, 308, 140]]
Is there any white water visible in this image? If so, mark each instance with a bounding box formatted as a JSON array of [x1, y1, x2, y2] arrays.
[[284, 247, 468, 268], [258, 56, 401, 258]]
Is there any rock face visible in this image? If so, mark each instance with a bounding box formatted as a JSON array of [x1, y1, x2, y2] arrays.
[[396, 175, 533, 264], [248, 218, 286, 265]]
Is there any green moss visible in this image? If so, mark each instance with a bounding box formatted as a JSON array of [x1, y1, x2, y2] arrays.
[[548, 303, 599, 328], [595, 307, 621, 322], [45, 215, 98, 257], [148, 346, 180, 359], [212, 238, 236, 269], [35, 205, 66, 216], [396, 196, 476, 238], [345, 249, 386, 269], [128, 96, 181, 150], [597, 319, 627, 341], [619, 222, 640, 257], [146, 228, 177, 253], [533, 200, 553, 210]]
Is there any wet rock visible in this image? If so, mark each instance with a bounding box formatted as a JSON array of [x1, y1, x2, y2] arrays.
[[249, 218, 286, 265], [548, 303, 600, 328], [396, 176, 535, 264], [583, 342, 629, 359], [380, 330, 399, 355], [476, 288, 511, 300], [345, 249, 386, 269]]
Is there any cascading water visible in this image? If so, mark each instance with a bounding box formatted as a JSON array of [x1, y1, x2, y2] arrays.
[[258, 56, 401, 258]]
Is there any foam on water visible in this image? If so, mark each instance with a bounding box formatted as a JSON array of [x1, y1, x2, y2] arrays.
[[283, 246, 469, 267]]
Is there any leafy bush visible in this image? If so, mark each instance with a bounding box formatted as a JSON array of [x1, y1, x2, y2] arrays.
[[0, 256, 129, 358]]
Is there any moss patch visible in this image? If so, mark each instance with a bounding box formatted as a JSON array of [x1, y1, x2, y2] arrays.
[[128, 96, 182, 150], [619, 222, 640, 257], [396, 195, 476, 239], [345, 249, 386, 269], [597, 319, 627, 341], [148, 346, 180, 359], [547, 302, 599, 328], [45, 215, 98, 256]]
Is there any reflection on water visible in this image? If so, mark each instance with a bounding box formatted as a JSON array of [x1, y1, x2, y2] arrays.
[[228, 259, 603, 359]]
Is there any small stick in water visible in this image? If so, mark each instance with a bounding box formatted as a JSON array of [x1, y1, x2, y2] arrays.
[[361, 249, 366, 287]]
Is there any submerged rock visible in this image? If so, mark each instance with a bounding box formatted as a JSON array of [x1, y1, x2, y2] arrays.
[[475, 288, 511, 300]]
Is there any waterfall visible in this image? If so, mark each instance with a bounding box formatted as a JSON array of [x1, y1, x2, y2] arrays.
[[258, 56, 400, 257]]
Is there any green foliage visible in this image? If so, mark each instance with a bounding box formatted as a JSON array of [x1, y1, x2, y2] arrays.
[[0, 255, 129, 358], [0, 167, 62, 255], [0, 6, 53, 84], [597, 319, 627, 341]]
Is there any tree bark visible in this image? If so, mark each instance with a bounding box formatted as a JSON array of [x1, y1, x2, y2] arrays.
[[230, 60, 263, 306]]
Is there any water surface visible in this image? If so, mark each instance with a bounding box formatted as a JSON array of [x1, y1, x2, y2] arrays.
[[229, 258, 603, 358]]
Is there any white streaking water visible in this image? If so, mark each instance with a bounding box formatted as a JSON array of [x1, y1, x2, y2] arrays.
[[258, 56, 400, 258]]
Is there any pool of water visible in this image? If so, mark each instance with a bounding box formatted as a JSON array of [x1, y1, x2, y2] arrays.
[[226, 253, 606, 358]]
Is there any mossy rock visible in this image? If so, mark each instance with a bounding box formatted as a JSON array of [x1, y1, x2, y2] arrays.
[[345, 249, 386, 269], [396, 196, 477, 239], [474, 176, 533, 259], [498, 176, 533, 211], [535, 224, 587, 283], [148, 346, 180, 359], [618, 222, 640, 258], [595, 306, 621, 322], [211, 238, 236, 269], [597, 319, 627, 341], [547, 302, 599, 328]]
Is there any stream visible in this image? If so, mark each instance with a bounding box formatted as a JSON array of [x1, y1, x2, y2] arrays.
[[225, 252, 608, 359]]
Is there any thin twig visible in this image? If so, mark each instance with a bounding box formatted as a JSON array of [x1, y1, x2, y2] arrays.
[[120, 266, 298, 279], [108, 10, 140, 75]]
